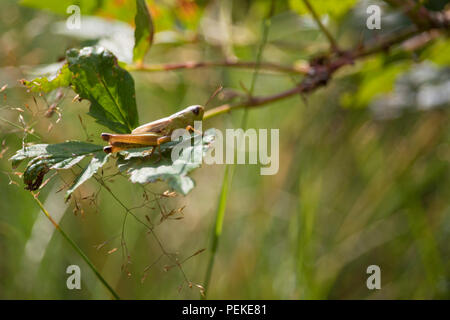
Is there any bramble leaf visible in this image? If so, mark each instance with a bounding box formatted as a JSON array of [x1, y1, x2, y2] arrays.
[[66, 46, 139, 133], [133, 0, 154, 64], [22, 46, 140, 134]]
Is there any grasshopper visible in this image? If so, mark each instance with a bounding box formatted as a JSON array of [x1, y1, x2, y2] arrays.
[[101, 105, 204, 154]]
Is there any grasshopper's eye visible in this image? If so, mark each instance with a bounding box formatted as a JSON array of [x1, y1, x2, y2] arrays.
[[192, 106, 201, 115]]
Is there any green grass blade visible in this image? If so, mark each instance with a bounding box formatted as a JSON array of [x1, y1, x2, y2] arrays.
[[202, 1, 275, 299], [31, 193, 121, 300], [203, 164, 234, 298]]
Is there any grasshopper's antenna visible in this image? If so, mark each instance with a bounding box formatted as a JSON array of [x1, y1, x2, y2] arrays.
[[204, 85, 223, 107]]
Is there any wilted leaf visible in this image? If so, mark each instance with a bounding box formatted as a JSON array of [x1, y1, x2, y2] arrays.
[[66, 152, 110, 199], [9, 141, 106, 193], [117, 129, 216, 195], [10, 141, 102, 168], [133, 0, 154, 64]]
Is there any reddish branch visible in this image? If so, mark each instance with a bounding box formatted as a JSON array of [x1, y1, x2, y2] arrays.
[[204, 8, 449, 119], [127, 2, 448, 120], [128, 60, 309, 75], [383, 0, 450, 29]]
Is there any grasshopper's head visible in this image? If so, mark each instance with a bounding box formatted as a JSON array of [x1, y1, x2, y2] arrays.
[[170, 105, 204, 128], [185, 105, 204, 121]]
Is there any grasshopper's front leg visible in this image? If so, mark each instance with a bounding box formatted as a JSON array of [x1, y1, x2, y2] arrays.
[[185, 125, 203, 136]]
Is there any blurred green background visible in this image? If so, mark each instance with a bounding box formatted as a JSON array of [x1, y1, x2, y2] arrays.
[[0, 0, 449, 299]]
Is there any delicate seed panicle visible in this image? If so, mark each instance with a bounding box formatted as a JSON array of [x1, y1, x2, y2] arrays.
[[72, 94, 80, 102], [44, 103, 57, 118], [108, 248, 118, 254], [162, 190, 177, 197]]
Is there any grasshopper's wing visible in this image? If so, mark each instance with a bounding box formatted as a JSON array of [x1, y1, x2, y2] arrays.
[[101, 133, 161, 144], [101, 133, 162, 153], [131, 117, 172, 134]]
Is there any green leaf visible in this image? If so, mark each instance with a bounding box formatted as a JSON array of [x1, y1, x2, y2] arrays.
[[117, 129, 216, 195], [289, 0, 357, 17], [10, 141, 102, 167], [133, 0, 154, 64], [341, 56, 411, 108], [21, 63, 72, 93], [421, 39, 450, 66], [21, 47, 140, 134], [66, 152, 110, 199], [20, 0, 136, 24], [20, 0, 98, 15], [9, 141, 106, 192], [66, 46, 139, 133]]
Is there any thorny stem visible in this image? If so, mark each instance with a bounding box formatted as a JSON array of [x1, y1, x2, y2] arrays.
[[203, 84, 307, 120], [383, 0, 450, 29], [204, 23, 449, 120]]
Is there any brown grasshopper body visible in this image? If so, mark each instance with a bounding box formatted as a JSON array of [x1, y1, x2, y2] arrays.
[[101, 105, 204, 153]]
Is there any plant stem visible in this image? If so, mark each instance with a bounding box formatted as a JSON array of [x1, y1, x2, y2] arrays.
[[31, 192, 121, 300], [0, 116, 41, 139], [302, 0, 340, 52], [203, 23, 447, 120], [202, 164, 234, 298], [202, 1, 275, 299]]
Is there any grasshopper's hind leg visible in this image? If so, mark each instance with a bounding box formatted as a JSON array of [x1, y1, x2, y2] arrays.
[[145, 136, 171, 162], [143, 145, 163, 163], [143, 146, 157, 158]]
